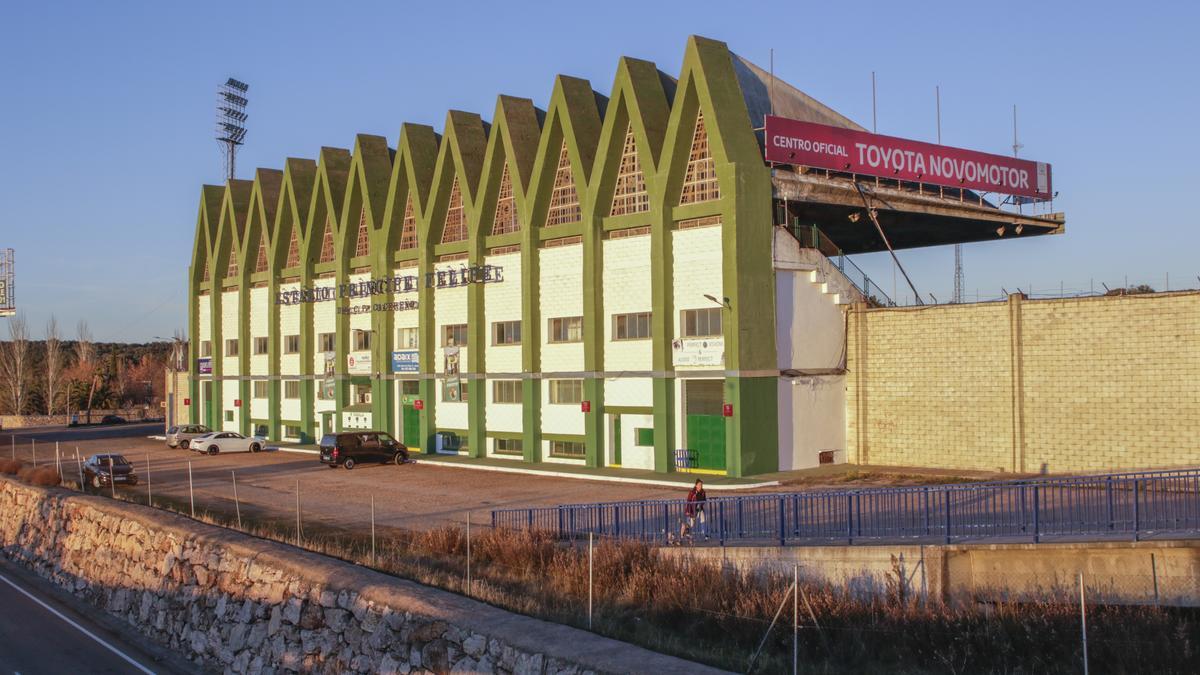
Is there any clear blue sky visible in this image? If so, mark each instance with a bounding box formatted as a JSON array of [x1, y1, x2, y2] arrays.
[[2, 1, 1197, 339]]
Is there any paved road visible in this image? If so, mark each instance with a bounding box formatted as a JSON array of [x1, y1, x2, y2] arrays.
[[1, 424, 683, 532], [0, 561, 187, 674]]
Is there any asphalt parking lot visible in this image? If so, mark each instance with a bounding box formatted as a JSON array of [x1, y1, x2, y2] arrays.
[[2, 423, 682, 531]]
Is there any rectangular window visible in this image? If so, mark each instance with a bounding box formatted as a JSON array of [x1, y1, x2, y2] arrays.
[[612, 312, 652, 340], [224, 410, 234, 422], [353, 330, 371, 351], [442, 324, 467, 347], [354, 384, 371, 404], [442, 380, 469, 402], [492, 320, 521, 345], [284, 380, 300, 399], [549, 440, 585, 458], [225, 339, 239, 357], [319, 332, 335, 352], [635, 427, 654, 447], [547, 316, 583, 344], [396, 327, 419, 349], [681, 307, 723, 338], [284, 424, 302, 439], [253, 381, 268, 398], [548, 379, 583, 404], [491, 380, 522, 404], [494, 438, 523, 456], [253, 336, 269, 355], [200, 340, 212, 357], [284, 335, 300, 354], [401, 380, 420, 395]]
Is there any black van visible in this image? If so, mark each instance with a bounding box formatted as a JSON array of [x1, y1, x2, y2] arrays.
[[319, 431, 409, 469]]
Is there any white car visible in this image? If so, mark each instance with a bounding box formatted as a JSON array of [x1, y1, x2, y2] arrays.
[[190, 432, 265, 455]]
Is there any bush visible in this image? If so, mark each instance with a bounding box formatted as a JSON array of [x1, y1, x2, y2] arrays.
[[15, 465, 62, 487], [0, 459, 23, 475]]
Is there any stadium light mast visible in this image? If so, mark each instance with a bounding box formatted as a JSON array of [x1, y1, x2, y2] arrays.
[[216, 78, 249, 181]]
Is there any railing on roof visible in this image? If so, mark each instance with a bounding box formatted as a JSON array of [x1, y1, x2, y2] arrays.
[[491, 467, 1200, 547], [785, 222, 895, 307]]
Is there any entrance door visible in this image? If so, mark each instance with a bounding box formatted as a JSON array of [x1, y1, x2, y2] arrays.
[[321, 411, 334, 439], [402, 405, 421, 450], [683, 380, 726, 472]]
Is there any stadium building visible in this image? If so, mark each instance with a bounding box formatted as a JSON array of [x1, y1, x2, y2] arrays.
[[187, 36, 1064, 477]]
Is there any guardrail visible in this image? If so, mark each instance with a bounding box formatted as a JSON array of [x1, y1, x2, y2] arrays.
[[491, 468, 1200, 546]]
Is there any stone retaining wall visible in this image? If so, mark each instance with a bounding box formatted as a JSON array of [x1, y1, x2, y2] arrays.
[[0, 477, 724, 675], [1, 407, 160, 430]]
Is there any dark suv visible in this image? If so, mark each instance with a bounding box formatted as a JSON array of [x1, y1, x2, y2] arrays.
[[319, 431, 409, 469]]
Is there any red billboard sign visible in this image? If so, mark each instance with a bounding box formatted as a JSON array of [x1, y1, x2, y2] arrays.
[[581, 401, 591, 413], [764, 116, 1052, 200]]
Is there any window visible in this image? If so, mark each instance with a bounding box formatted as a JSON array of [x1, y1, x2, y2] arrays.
[[548, 316, 582, 344], [253, 336, 268, 355], [610, 124, 649, 215], [284, 380, 300, 399], [253, 381, 268, 398], [396, 327, 419, 349], [548, 379, 583, 404], [354, 384, 371, 405], [635, 428, 654, 447], [549, 440, 585, 458], [285, 227, 301, 268], [284, 335, 300, 354], [200, 340, 212, 357], [353, 207, 370, 258], [491, 164, 521, 235], [225, 339, 239, 357], [612, 312, 651, 340], [492, 320, 521, 346], [681, 307, 723, 338], [401, 380, 420, 395], [440, 177, 467, 243], [545, 140, 581, 226], [318, 217, 335, 263], [679, 110, 721, 204], [319, 333, 335, 352], [443, 324, 467, 347], [353, 330, 371, 351], [494, 438, 523, 456], [442, 380, 469, 402], [224, 410, 234, 422], [492, 380, 522, 404], [284, 424, 302, 439], [398, 195, 419, 250]]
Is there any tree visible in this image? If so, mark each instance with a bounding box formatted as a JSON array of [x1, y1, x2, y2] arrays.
[[76, 321, 99, 422], [44, 315, 64, 414], [0, 314, 32, 415]]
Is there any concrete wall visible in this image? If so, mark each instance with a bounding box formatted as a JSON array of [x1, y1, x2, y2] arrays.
[[847, 291, 1200, 473], [666, 539, 1200, 607], [0, 477, 719, 675]]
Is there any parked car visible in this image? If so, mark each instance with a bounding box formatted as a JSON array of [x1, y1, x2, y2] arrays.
[[166, 424, 212, 449], [100, 415, 127, 425], [83, 454, 138, 490], [190, 431, 265, 455], [319, 431, 408, 469]]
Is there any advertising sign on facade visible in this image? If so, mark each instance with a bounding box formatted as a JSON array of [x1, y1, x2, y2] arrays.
[[763, 115, 1052, 200], [320, 352, 336, 400], [347, 351, 372, 375], [672, 337, 725, 367], [443, 346, 462, 402], [197, 357, 212, 375], [0, 248, 13, 317], [391, 350, 419, 373]]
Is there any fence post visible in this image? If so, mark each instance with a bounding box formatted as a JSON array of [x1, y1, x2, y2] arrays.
[[1132, 479, 1141, 542], [295, 479, 301, 546], [846, 493, 854, 545], [923, 487, 931, 537], [370, 495, 376, 567], [663, 503, 669, 541], [466, 511, 471, 597], [32, 439, 36, 467], [557, 506, 564, 539], [56, 442, 61, 476], [737, 499, 745, 538], [1079, 573, 1089, 675], [718, 500, 726, 546], [1032, 484, 1040, 543], [944, 489, 952, 544], [146, 455, 152, 507], [613, 505, 620, 538], [232, 471, 241, 529], [588, 532, 594, 630], [108, 456, 115, 499], [1106, 477, 1114, 531], [778, 496, 786, 546], [76, 449, 84, 490], [188, 461, 195, 517]]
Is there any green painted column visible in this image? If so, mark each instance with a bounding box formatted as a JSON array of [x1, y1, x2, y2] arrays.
[[417, 256, 438, 454]]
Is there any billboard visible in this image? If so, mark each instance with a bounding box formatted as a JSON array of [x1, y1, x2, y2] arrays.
[[392, 350, 419, 373], [0, 249, 13, 317], [764, 116, 1052, 200]]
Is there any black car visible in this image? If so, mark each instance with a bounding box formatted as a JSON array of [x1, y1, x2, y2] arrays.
[[83, 454, 139, 490], [319, 431, 408, 469], [100, 415, 126, 425]]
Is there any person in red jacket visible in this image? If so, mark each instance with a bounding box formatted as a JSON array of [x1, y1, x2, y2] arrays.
[[679, 479, 708, 542]]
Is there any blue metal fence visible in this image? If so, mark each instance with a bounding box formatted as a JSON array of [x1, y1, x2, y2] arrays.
[[491, 468, 1200, 546]]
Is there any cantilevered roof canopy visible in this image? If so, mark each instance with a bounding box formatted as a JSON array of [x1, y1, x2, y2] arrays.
[[734, 54, 1066, 254]]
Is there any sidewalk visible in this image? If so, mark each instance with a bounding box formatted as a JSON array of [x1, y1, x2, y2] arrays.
[[267, 441, 780, 490]]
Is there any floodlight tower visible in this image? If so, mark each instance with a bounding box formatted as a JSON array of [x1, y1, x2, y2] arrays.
[[216, 78, 249, 181]]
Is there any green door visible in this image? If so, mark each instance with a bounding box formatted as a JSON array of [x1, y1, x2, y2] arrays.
[[686, 414, 727, 471], [402, 405, 421, 450]]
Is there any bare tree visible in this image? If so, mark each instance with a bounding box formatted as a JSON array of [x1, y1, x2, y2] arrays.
[[76, 320, 99, 422], [45, 315, 64, 415], [0, 314, 32, 415]]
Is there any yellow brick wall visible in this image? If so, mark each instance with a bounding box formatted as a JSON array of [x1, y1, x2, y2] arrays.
[[846, 291, 1200, 474]]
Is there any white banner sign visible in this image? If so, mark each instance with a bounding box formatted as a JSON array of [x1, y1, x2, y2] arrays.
[[347, 351, 372, 375], [672, 337, 725, 367]]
